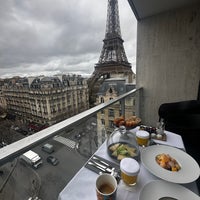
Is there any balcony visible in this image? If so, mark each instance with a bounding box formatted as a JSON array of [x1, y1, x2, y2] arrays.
[[0, 1, 200, 199], [0, 88, 142, 200], [0, 86, 199, 199]]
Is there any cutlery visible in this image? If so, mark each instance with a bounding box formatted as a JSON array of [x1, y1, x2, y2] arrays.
[[87, 161, 107, 172], [88, 161, 114, 173], [92, 155, 110, 167], [91, 160, 107, 169], [87, 161, 121, 183], [150, 140, 185, 151]]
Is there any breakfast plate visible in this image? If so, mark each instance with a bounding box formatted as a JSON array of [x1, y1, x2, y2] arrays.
[[141, 145, 200, 183], [139, 180, 200, 200]]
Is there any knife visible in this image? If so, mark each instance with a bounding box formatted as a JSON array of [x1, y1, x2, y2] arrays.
[[150, 140, 185, 151], [88, 160, 115, 173], [87, 161, 107, 172], [92, 156, 110, 167], [91, 160, 107, 169]]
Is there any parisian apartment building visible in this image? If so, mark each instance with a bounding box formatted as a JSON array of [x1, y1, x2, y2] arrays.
[[96, 78, 136, 146], [0, 74, 89, 128]]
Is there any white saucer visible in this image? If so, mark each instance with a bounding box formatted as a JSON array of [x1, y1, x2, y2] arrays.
[[139, 180, 200, 200]]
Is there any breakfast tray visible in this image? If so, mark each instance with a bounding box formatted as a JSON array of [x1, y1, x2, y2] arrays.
[[151, 133, 167, 141], [139, 125, 167, 141]]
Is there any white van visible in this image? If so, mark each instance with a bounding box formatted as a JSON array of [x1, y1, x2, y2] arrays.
[[20, 150, 42, 169], [41, 143, 54, 154]]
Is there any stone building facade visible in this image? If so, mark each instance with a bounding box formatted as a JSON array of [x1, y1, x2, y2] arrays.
[[1, 74, 89, 126], [96, 78, 136, 146]]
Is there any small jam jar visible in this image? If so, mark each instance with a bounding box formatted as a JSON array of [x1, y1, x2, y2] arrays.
[[120, 158, 140, 186], [136, 130, 149, 146]]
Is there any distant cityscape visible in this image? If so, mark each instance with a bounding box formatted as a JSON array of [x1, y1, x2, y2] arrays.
[[0, 74, 136, 146]]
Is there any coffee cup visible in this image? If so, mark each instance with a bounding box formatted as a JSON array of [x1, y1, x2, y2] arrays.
[[96, 173, 117, 200], [136, 130, 149, 146], [120, 157, 140, 186]]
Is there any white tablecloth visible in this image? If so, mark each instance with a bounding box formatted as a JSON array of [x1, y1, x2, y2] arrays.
[[58, 130, 199, 200]]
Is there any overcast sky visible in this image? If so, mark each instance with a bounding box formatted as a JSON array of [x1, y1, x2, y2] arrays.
[[0, 0, 137, 79]]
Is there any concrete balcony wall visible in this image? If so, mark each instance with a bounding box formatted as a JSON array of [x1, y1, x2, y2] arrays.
[[136, 3, 200, 126]]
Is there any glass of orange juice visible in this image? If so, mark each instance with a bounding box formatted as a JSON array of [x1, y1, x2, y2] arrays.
[[136, 130, 149, 147], [120, 158, 140, 186]]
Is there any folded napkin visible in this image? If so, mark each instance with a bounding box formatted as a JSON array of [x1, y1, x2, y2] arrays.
[[152, 130, 185, 150]]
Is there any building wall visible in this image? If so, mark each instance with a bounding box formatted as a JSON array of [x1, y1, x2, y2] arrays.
[[0, 91, 7, 109], [2, 75, 89, 126], [136, 4, 200, 126], [96, 79, 136, 145]]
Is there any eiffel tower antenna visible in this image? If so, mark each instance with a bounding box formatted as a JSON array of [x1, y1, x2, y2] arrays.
[[88, 0, 134, 104]]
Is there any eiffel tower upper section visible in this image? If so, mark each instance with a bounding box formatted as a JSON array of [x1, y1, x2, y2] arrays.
[[89, 0, 134, 87], [88, 0, 134, 105], [98, 0, 130, 65]]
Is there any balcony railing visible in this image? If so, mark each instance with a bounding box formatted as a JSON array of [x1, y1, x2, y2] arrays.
[[0, 88, 141, 199], [0, 88, 141, 165]]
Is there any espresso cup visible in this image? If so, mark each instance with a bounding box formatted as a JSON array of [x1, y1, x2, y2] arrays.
[[120, 158, 140, 186], [96, 173, 117, 200], [136, 130, 150, 146]]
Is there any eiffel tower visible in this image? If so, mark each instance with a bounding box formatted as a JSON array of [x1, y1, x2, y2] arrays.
[[88, 0, 134, 105]]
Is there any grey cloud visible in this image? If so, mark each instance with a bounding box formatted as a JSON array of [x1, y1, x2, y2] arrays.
[[0, 0, 136, 78]]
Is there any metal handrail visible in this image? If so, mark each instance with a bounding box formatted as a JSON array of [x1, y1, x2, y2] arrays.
[[0, 88, 141, 165]]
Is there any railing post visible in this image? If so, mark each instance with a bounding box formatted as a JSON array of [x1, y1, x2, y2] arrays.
[[120, 99, 125, 118], [135, 88, 142, 119]]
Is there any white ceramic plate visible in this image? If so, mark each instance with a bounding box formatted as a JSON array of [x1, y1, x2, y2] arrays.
[[139, 180, 200, 200], [141, 145, 200, 183]]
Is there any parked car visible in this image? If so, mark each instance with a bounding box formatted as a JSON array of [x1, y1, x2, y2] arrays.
[[42, 143, 54, 154], [0, 142, 7, 148], [46, 156, 59, 166], [75, 133, 82, 140], [16, 128, 28, 135]]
